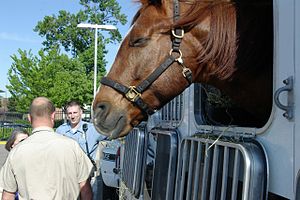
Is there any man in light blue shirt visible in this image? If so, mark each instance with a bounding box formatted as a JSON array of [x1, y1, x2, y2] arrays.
[[56, 100, 106, 200], [56, 100, 106, 161]]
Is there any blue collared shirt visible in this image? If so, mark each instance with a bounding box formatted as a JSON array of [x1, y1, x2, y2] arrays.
[[56, 120, 106, 160]]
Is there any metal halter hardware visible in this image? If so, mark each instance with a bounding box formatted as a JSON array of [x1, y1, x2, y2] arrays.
[[100, 0, 193, 116], [125, 86, 141, 102]]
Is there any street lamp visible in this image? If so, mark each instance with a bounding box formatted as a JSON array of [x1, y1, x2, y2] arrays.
[[77, 23, 117, 99]]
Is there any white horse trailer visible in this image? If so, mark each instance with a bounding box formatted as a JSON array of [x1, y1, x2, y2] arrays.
[[114, 0, 300, 199]]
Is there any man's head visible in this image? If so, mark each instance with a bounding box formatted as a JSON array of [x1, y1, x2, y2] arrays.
[[65, 100, 83, 128], [28, 97, 56, 128]]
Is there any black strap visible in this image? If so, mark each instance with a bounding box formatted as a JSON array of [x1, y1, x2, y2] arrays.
[[134, 96, 155, 115], [136, 56, 176, 92], [101, 77, 155, 115], [184, 69, 193, 84], [173, 0, 180, 21], [172, 0, 183, 52], [101, 77, 129, 94]]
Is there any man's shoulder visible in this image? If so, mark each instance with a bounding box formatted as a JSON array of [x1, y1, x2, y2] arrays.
[[82, 121, 106, 139], [81, 121, 96, 132], [53, 133, 79, 145], [56, 122, 70, 132], [84, 122, 99, 132], [85, 121, 94, 128], [57, 122, 69, 128], [89, 127, 107, 140]]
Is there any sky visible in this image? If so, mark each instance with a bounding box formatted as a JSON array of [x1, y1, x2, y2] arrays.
[[0, 0, 139, 97]]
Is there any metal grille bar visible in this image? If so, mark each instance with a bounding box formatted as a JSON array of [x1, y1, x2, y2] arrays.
[[122, 127, 147, 198], [151, 130, 178, 200], [159, 94, 183, 122], [174, 137, 267, 200]]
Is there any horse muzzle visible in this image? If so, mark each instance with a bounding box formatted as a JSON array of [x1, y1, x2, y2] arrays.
[[93, 102, 128, 139]]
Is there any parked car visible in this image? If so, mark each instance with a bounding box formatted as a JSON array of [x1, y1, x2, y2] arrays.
[[0, 121, 13, 127], [7, 124, 31, 128], [100, 140, 120, 188], [0, 121, 31, 128]]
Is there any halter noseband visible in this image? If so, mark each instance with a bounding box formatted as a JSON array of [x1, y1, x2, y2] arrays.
[[100, 0, 192, 117]]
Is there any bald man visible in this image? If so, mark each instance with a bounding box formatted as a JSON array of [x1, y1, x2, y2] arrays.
[[1, 97, 93, 200]]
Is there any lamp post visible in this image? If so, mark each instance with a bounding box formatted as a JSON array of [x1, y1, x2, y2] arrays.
[[77, 23, 117, 99]]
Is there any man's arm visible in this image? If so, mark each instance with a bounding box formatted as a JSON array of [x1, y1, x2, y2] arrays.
[[79, 180, 92, 200], [2, 190, 15, 200]]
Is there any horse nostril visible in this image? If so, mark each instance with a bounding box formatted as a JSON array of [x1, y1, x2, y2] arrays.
[[97, 103, 106, 111], [94, 102, 111, 119]]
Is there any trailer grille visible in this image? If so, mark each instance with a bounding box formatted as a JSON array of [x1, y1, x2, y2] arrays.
[[151, 130, 179, 200], [159, 94, 183, 122], [174, 137, 267, 200], [122, 127, 147, 198]]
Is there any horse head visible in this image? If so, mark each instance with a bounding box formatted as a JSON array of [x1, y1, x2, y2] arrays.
[[93, 0, 272, 139]]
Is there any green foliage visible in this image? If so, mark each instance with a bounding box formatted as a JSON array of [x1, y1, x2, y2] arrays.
[[14, 119, 31, 126], [0, 128, 14, 140], [7, 49, 94, 110], [0, 127, 33, 141], [7, 98, 17, 112], [54, 119, 65, 128], [7, 0, 128, 112], [34, 0, 126, 57]]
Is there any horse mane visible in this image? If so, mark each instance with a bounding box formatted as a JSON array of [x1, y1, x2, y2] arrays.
[[133, 0, 237, 80], [176, 1, 237, 80]]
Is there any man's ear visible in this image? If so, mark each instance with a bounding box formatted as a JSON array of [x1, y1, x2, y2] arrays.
[[28, 114, 32, 123], [51, 112, 56, 121]]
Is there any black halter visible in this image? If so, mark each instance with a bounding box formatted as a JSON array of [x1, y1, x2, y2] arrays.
[[100, 0, 192, 117]]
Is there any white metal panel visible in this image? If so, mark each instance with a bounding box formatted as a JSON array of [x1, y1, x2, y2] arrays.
[[294, 0, 300, 197], [257, 0, 295, 198]]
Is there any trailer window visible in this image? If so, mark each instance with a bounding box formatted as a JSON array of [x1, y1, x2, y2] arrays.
[[194, 0, 273, 128]]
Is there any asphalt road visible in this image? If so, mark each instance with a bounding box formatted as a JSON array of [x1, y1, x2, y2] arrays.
[[0, 143, 8, 167]]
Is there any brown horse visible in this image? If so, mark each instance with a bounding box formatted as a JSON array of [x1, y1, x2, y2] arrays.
[[93, 0, 273, 139]]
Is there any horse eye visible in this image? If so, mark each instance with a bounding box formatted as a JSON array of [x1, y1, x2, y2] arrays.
[[129, 37, 150, 47]]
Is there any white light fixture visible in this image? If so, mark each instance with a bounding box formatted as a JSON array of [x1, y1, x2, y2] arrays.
[[77, 23, 117, 30], [77, 23, 117, 119], [77, 23, 117, 96]]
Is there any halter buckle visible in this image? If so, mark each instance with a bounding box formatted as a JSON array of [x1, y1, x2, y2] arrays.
[[172, 29, 184, 39], [182, 67, 192, 78], [125, 86, 141, 102]]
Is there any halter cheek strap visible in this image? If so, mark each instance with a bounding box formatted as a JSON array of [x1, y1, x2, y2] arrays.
[[100, 0, 193, 117], [101, 77, 156, 115], [101, 55, 176, 115]]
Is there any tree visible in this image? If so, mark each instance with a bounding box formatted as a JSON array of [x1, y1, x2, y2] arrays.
[[7, 0, 127, 111], [7, 97, 17, 112], [34, 0, 126, 72], [7, 49, 94, 111]]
